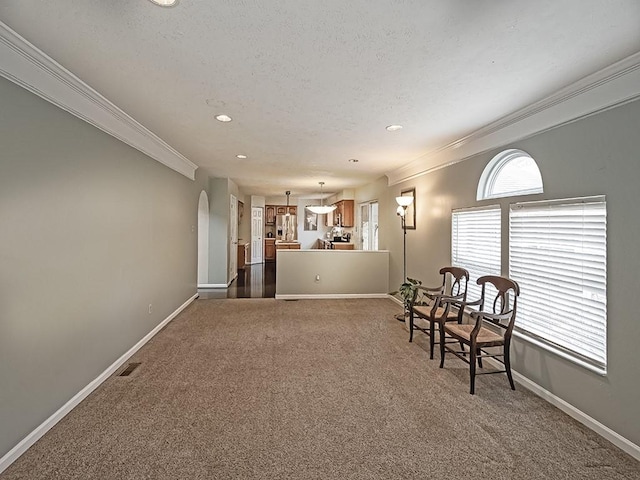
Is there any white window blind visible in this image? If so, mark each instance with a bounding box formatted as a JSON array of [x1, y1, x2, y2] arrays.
[[452, 206, 501, 302], [509, 197, 607, 370]]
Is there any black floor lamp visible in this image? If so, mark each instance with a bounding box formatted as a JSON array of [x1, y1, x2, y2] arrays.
[[395, 194, 414, 320]]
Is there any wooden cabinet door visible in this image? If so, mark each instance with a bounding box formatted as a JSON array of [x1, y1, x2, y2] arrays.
[[264, 240, 276, 261], [276, 206, 287, 215], [341, 200, 354, 227], [265, 206, 276, 225], [287, 206, 297, 215]]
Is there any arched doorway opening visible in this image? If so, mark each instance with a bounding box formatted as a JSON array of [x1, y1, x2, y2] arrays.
[[197, 190, 209, 286]]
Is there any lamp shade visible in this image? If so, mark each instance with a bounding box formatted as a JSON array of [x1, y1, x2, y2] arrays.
[[396, 205, 405, 216], [306, 204, 337, 215], [306, 181, 336, 215], [396, 195, 414, 207]]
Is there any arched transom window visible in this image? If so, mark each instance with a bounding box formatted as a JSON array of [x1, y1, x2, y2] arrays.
[[477, 149, 543, 200]]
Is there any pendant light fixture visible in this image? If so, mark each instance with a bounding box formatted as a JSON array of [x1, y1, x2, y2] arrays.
[[285, 191, 291, 216], [306, 182, 337, 215]]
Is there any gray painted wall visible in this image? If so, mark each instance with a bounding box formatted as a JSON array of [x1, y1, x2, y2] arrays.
[[373, 98, 640, 446], [208, 177, 229, 285], [0, 77, 202, 458], [207, 177, 241, 285], [276, 250, 389, 296]]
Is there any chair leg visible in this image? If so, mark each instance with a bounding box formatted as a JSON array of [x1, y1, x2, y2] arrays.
[[409, 311, 414, 343], [504, 343, 515, 390], [429, 320, 435, 359], [476, 348, 483, 369], [460, 341, 466, 357], [469, 346, 477, 395], [439, 330, 446, 368]]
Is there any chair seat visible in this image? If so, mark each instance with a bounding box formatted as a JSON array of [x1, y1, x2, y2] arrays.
[[413, 305, 453, 320], [445, 324, 503, 344]]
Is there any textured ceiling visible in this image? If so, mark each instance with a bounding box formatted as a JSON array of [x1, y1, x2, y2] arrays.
[[1, 1, 639, 196]]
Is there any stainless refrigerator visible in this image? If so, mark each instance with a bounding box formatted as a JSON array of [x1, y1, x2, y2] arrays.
[[276, 214, 297, 241]]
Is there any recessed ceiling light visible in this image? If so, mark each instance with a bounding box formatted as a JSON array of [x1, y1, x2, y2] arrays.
[[148, 0, 178, 7], [348, 158, 359, 163], [215, 114, 232, 122], [236, 154, 247, 159], [386, 124, 403, 132]]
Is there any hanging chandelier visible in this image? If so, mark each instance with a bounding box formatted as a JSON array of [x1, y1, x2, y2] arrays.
[[306, 182, 337, 215]]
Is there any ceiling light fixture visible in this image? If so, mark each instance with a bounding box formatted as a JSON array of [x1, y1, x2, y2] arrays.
[[306, 182, 337, 215], [386, 124, 403, 132], [215, 114, 232, 122], [236, 154, 247, 159], [148, 0, 179, 7], [348, 158, 359, 163], [285, 191, 291, 216]]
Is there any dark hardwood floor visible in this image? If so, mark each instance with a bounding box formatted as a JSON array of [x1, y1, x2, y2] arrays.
[[198, 262, 276, 299]]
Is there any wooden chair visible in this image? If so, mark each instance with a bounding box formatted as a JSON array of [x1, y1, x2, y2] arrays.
[[408, 267, 469, 359], [439, 275, 520, 394]]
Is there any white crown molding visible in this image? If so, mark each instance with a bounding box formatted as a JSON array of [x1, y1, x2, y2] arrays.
[[387, 51, 640, 185], [0, 22, 198, 180]]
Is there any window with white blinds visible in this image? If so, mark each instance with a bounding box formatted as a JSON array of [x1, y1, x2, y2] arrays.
[[477, 149, 543, 200], [509, 197, 607, 371], [451, 206, 501, 302]]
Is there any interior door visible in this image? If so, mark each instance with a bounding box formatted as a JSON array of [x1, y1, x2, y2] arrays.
[[251, 207, 264, 263], [229, 194, 238, 282]]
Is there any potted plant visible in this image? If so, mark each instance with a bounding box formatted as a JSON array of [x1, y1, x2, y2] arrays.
[[391, 277, 424, 322]]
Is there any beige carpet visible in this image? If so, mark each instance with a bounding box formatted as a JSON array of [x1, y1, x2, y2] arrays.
[[2, 298, 639, 479]]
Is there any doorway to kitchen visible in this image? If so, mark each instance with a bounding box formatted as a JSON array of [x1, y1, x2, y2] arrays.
[[198, 262, 276, 299]]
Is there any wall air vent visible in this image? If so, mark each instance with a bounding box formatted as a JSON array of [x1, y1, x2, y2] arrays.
[[119, 363, 141, 377]]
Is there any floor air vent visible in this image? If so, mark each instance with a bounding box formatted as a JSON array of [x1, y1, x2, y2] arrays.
[[119, 362, 141, 377]]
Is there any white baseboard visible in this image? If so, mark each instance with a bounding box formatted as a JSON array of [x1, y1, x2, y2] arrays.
[[484, 358, 640, 462], [198, 281, 233, 289], [275, 293, 390, 300], [0, 293, 198, 474], [388, 294, 403, 306]]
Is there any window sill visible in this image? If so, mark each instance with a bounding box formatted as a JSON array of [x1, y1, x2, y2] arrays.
[[513, 330, 607, 376]]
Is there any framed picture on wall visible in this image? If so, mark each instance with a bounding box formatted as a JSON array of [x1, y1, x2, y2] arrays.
[[401, 188, 416, 229], [304, 212, 318, 231]]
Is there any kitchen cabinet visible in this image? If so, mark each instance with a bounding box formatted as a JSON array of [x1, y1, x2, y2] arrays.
[[330, 200, 354, 227], [266, 205, 296, 224], [332, 243, 354, 250], [276, 243, 301, 250], [317, 238, 354, 250], [264, 238, 276, 262], [265, 206, 276, 225], [318, 238, 332, 249]]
